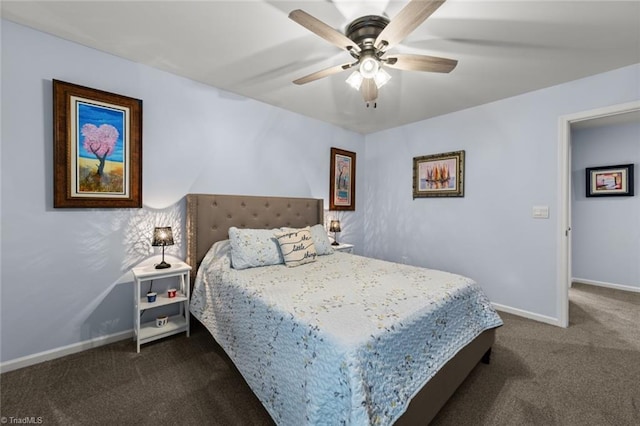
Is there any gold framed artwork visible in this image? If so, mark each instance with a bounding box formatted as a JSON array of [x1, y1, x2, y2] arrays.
[[53, 80, 142, 208], [413, 150, 465, 198], [329, 147, 356, 210]]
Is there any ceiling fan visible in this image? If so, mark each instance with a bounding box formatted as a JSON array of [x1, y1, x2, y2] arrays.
[[289, 0, 458, 107]]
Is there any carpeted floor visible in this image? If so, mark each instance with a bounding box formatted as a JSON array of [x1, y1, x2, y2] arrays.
[[432, 282, 640, 425], [1, 282, 638, 425]]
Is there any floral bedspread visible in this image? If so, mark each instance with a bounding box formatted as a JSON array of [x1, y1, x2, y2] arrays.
[[190, 242, 503, 426]]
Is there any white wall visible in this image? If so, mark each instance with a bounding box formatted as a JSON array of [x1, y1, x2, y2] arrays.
[[0, 20, 364, 364], [571, 122, 640, 289], [364, 64, 640, 320]]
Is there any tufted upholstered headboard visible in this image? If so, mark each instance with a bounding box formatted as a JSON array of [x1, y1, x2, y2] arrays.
[[185, 194, 324, 281]]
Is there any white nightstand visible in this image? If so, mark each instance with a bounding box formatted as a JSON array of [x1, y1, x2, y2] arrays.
[[131, 261, 192, 353], [332, 243, 354, 253]]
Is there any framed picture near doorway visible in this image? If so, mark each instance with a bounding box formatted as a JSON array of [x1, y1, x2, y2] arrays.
[[329, 147, 356, 210], [585, 163, 634, 197]]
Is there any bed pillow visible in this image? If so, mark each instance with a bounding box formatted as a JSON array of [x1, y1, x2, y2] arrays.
[[275, 227, 317, 267], [309, 224, 334, 255], [228, 227, 283, 270], [280, 224, 334, 256]]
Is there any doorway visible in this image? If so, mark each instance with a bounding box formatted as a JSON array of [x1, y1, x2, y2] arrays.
[[557, 101, 640, 327]]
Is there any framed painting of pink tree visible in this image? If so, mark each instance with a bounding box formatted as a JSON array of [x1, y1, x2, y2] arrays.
[[53, 80, 142, 208]]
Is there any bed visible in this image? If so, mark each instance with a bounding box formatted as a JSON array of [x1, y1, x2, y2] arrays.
[[186, 193, 502, 425]]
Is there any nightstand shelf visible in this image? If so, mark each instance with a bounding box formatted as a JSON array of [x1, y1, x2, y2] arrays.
[[139, 293, 188, 310], [132, 261, 191, 353], [139, 315, 188, 342]]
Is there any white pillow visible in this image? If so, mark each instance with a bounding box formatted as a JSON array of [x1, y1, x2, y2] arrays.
[[275, 227, 317, 267], [281, 224, 334, 256], [228, 227, 283, 270], [309, 224, 334, 255]]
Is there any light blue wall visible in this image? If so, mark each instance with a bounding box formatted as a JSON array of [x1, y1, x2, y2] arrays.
[[0, 20, 364, 363], [2, 18, 639, 365], [571, 122, 640, 288], [364, 64, 640, 319]]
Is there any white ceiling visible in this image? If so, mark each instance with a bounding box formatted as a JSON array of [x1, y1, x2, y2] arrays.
[[2, 0, 640, 134]]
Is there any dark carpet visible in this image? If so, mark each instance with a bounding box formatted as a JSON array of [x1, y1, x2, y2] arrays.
[[1, 282, 638, 425]]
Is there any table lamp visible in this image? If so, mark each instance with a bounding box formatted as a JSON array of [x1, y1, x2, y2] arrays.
[[152, 227, 174, 269], [329, 220, 341, 246]]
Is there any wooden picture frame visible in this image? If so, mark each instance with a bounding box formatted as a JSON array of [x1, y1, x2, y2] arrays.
[[586, 164, 634, 197], [53, 80, 142, 208], [413, 150, 465, 198], [330, 147, 356, 210]]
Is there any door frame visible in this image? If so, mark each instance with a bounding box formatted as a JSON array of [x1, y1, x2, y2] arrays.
[[556, 100, 640, 327]]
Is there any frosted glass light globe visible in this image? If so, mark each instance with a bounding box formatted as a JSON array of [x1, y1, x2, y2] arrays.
[[359, 56, 379, 79]]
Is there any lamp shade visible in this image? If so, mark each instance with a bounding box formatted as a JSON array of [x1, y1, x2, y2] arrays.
[[374, 68, 391, 88], [152, 227, 174, 247], [329, 220, 341, 233], [346, 70, 364, 90]]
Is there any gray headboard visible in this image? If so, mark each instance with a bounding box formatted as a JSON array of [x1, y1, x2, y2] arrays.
[[186, 194, 324, 280]]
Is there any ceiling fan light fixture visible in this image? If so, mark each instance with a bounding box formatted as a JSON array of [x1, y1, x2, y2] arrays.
[[346, 70, 364, 90], [359, 56, 379, 79], [374, 68, 391, 88], [289, 2, 458, 108]]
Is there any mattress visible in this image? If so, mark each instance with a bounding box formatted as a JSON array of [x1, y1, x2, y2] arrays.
[[190, 241, 503, 425]]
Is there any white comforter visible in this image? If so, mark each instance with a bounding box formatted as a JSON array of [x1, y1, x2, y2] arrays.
[[190, 242, 503, 425]]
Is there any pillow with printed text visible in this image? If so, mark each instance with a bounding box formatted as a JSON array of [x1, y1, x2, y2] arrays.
[[275, 227, 317, 267], [280, 224, 334, 256]]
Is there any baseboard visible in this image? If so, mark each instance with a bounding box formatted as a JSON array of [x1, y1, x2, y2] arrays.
[[0, 330, 133, 373], [491, 302, 561, 327], [572, 278, 640, 293], [0, 296, 593, 373]]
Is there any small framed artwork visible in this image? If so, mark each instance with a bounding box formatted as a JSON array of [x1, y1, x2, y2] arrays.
[[586, 164, 634, 197], [53, 80, 142, 208], [413, 150, 465, 198], [330, 147, 356, 210]]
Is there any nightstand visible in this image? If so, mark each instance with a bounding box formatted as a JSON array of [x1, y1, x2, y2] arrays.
[[131, 261, 192, 353], [332, 243, 354, 254]]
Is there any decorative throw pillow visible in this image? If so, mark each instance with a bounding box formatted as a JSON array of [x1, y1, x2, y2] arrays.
[[280, 224, 334, 256], [275, 227, 317, 267], [228, 227, 283, 270]]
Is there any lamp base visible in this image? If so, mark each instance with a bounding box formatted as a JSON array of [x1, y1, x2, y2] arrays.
[[331, 241, 339, 246], [155, 261, 171, 269]]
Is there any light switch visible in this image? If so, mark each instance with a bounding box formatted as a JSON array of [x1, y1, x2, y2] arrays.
[[532, 205, 549, 219]]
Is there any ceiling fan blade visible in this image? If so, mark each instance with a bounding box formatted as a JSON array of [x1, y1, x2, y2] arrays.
[[289, 9, 361, 53], [375, 0, 447, 51], [385, 54, 457, 73], [360, 78, 378, 102], [293, 62, 354, 85]]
